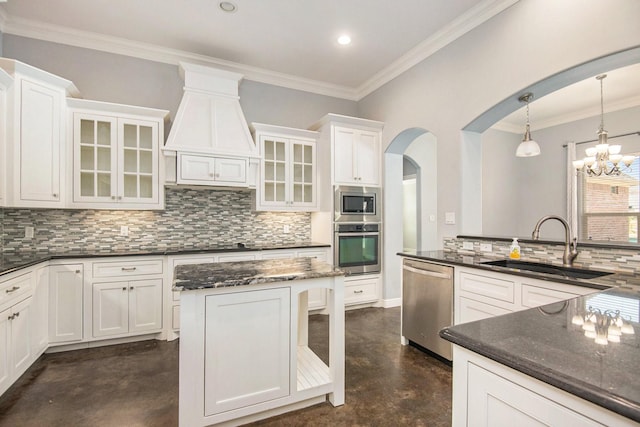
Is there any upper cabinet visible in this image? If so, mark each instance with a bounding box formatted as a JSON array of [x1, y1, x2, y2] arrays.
[[163, 62, 259, 188], [252, 123, 318, 211], [0, 58, 80, 208], [0, 68, 12, 207], [311, 114, 384, 189], [68, 99, 169, 210]]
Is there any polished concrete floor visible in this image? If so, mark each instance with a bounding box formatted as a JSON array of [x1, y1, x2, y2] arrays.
[[0, 307, 452, 426]]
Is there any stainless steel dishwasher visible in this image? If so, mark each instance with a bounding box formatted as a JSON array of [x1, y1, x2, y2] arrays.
[[402, 258, 454, 361]]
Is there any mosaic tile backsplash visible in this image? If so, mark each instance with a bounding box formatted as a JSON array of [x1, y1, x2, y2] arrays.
[[444, 237, 640, 274], [0, 188, 311, 254]]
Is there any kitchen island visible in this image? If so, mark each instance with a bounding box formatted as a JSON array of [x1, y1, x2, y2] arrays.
[[398, 250, 640, 426], [173, 257, 345, 427]]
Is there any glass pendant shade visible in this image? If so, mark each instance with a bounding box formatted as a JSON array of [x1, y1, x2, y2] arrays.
[[516, 124, 541, 157]]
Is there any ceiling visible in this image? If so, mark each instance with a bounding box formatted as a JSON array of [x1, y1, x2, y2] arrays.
[[0, 0, 518, 100], [493, 62, 640, 134]]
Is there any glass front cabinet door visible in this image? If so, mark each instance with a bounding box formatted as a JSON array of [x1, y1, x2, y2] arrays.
[[73, 112, 161, 209], [257, 133, 316, 211]]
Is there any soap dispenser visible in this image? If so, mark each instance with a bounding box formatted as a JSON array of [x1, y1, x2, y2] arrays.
[[509, 238, 521, 260]]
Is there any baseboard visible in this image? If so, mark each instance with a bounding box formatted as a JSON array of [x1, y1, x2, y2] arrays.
[[381, 297, 401, 308]]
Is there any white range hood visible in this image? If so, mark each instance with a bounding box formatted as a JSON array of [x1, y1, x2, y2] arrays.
[[163, 62, 259, 188]]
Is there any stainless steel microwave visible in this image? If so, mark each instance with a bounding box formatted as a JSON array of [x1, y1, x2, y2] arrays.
[[334, 186, 381, 223]]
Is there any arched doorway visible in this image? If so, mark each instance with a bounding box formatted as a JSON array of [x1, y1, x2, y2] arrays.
[[382, 128, 438, 306]]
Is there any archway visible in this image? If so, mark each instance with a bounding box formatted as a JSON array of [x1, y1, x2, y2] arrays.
[[382, 128, 437, 306]]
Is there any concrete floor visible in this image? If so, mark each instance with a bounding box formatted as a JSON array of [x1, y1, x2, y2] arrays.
[[0, 307, 452, 426]]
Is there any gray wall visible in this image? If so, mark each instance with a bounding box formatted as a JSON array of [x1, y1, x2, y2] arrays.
[[482, 105, 640, 240], [2, 34, 358, 132]]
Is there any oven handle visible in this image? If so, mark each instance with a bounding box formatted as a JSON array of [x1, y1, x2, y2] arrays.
[[402, 265, 452, 280], [335, 232, 380, 237]]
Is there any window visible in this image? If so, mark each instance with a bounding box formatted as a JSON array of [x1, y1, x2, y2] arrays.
[[578, 152, 639, 243]]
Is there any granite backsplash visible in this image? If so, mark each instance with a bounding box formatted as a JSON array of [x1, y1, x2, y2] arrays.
[[0, 187, 311, 255]]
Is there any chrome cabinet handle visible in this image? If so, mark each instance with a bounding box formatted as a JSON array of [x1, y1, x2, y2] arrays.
[[5, 286, 20, 294], [121, 267, 137, 272]]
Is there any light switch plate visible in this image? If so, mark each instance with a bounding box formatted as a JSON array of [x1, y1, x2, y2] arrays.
[[462, 242, 474, 250], [445, 212, 455, 225], [120, 226, 129, 237], [25, 226, 34, 239]]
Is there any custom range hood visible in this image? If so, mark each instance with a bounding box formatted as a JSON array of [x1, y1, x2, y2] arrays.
[[163, 62, 259, 188]]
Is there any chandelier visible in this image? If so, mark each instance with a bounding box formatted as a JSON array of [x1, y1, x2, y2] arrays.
[[572, 74, 636, 176], [572, 306, 635, 345]]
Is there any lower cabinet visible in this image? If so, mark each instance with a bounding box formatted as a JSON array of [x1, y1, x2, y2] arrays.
[[454, 267, 599, 325], [453, 346, 634, 426], [0, 297, 34, 396], [344, 275, 381, 306], [204, 287, 291, 415], [93, 279, 162, 338], [48, 264, 84, 344]]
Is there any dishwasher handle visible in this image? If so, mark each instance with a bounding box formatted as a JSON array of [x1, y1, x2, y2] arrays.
[[403, 265, 452, 280]]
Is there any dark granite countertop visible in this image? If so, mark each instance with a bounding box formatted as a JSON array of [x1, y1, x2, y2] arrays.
[[173, 257, 344, 291], [396, 251, 640, 422], [0, 242, 330, 277]]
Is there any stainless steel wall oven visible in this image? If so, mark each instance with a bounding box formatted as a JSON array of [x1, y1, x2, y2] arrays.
[[334, 223, 381, 275]]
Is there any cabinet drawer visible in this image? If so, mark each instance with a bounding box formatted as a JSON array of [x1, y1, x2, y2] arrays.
[[93, 259, 163, 278], [344, 279, 378, 305], [458, 296, 512, 324], [0, 272, 33, 307], [459, 272, 514, 303], [521, 285, 577, 308]]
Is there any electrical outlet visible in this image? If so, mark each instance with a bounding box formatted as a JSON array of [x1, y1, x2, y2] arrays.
[[25, 226, 34, 239], [462, 241, 474, 250], [120, 226, 129, 237], [283, 225, 290, 233], [480, 243, 492, 252], [429, 214, 436, 222], [445, 212, 455, 225]]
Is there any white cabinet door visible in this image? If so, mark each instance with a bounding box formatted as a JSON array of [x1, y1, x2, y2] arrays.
[[19, 79, 62, 203], [118, 118, 159, 204], [180, 154, 216, 182], [10, 298, 33, 377], [467, 362, 602, 427], [333, 127, 357, 185], [129, 279, 162, 333], [260, 136, 289, 207], [0, 308, 10, 394], [73, 114, 118, 203], [49, 264, 84, 343], [214, 157, 247, 183], [204, 287, 290, 415], [31, 266, 49, 355], [92, 282, 129, 338], [290, 139, 316, 207], [354, 130, 379, 186]]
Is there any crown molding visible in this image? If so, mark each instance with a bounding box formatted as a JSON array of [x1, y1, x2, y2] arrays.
[[354, 0, 521, 100], [1, 1, 518, 101], [1, 16, 360, 100]]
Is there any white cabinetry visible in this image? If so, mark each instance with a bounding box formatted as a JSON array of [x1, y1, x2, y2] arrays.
[[344, 275, 381, 306], [178, 153, 248, 186], [0, 59, 79, 208], [0, 69, 12, 206], [0, 269, 39, 396], [252, 123, 318, 211], [454, 266, 599, 325], [311, 114, 383, 193], [204, 287, 291, 415], [49, 264, 84, 344], [68, 99, 168, 210], [89, 258, 163, 340], [452, 346, 635, 427]]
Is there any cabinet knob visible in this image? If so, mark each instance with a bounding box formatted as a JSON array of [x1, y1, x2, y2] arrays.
[[122, 287, 127, 291], [129, 286, 134, 291], [209, 173, 214, 177], [117, 196, 122, 200], [215, 173, 220, 178], [8, 314, 14, 320], [75, 270, 81, 274], [111, 196, 116, 200], [52, 193, 58, 198]]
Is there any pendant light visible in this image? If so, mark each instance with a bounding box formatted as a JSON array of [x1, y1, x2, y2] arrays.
[[516, 93, 541, 157]]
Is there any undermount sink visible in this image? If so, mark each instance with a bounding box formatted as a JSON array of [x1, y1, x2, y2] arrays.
[[480, 259, 613, 280]]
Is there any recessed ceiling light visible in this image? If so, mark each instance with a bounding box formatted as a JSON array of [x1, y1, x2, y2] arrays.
[[219, 2, 237, 13], [337, 35, 351, 45]]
